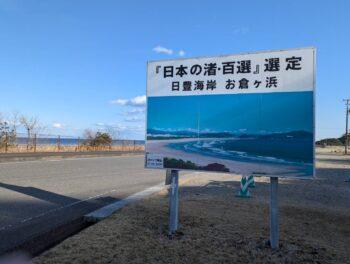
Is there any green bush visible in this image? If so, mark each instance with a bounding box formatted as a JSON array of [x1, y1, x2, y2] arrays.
[[84, 132, 112, 147]]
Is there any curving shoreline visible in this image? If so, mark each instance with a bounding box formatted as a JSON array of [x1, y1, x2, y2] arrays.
[[146, 138, 313, 178]]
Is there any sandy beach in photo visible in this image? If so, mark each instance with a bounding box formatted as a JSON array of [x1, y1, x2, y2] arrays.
[[146, 138, 313, 178], [146, 92, 314, 178]]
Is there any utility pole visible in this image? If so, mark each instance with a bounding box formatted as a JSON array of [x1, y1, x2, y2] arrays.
[[344, 99, 350, 155]]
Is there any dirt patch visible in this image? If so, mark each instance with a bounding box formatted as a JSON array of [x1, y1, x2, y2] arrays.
[[34, 155, 350, 264]]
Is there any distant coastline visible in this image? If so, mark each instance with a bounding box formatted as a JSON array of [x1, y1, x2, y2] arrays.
[[147, 129, 313, 141]]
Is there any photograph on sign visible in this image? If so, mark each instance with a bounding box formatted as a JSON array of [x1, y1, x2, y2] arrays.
[[146, 48, 315, 178]]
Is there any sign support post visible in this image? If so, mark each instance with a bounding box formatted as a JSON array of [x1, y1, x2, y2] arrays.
[[344, 99, 350, 154], [269, 176, 279, 249], [168, 170, 179, 237]]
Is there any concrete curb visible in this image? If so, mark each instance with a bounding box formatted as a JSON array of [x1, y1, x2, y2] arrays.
[[84, 183, 166, 223]]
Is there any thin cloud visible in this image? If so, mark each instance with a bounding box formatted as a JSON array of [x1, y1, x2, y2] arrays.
[[100, 123, 145, 137], [120, 108, 146, 117], [95, 123, 105, 127], [52, 123, 65, 129], [124, 116, 143, 122], [178, 50, 186, 56], [153, 45, 173, 55], [110, 95, 146, 107], [125, 108, 145, 115]]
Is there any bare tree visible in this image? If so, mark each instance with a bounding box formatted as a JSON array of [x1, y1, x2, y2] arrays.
[[0, 113, 6, 149], [104, 125, 119, 140], [9, 111, 20, 138], [83, 129, 96, 141], [20, 115, 39, 150], [0, 113, 16, 151]]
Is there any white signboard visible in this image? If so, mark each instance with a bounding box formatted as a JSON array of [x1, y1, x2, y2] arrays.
[[146, 47, 315, 178]]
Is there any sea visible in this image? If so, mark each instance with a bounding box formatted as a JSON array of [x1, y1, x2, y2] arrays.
[[15, 137, 145, 146], [167, 137, 314, 166]]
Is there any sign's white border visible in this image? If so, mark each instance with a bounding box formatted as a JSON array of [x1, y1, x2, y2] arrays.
[[145, 47, 316, 179]]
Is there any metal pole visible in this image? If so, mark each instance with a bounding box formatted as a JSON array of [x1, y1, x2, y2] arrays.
[[5, 132, 8, 153], [57, 135, 61, 152], [27, 128, 30, 151], [34, 133, 37, 153], [269, 177, 279, 249], [345, 99, 349, 155], [168, 170, 179, 237]]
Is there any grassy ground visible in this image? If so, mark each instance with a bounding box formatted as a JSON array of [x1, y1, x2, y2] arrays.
[[33, 154, 350, 264]]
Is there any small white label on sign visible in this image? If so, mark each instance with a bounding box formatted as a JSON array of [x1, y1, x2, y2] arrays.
[[146, 154, 164, 168]]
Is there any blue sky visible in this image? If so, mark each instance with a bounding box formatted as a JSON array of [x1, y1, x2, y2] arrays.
[[0, 0, 349, 139], [148, 92, 313, 134]]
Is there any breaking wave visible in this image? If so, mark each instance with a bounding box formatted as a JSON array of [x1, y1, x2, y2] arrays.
[[167, 138, 313, 165]]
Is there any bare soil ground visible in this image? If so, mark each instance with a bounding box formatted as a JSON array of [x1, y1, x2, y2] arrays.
[[33, 152, 350, 264]]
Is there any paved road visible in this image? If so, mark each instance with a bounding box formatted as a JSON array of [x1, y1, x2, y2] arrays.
[[0, 155, 166, 254]]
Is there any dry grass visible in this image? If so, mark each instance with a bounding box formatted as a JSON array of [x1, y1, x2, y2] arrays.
[[316, 145, 346, 154], [1, 145, 342, 155], [34, 154, 350, 264], [0, 144, 144, 153]]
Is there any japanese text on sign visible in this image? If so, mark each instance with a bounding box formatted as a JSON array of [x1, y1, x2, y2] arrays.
[[147, 48, 314, 97]]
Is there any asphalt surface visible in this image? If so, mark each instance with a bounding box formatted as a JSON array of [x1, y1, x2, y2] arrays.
[[0, 155, 166, 254], [0, 150, 144, 163]]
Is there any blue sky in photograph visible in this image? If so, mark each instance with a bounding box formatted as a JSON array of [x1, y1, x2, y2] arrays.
[[147, 92, 313, 134], [0, 0, 349, 139]]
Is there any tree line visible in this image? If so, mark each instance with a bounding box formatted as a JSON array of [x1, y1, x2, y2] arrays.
[[0, 111, 41, 150], [0, 111, 120, 151]]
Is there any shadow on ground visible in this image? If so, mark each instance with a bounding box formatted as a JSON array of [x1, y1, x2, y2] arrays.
[[34, 163, 350, 264]]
